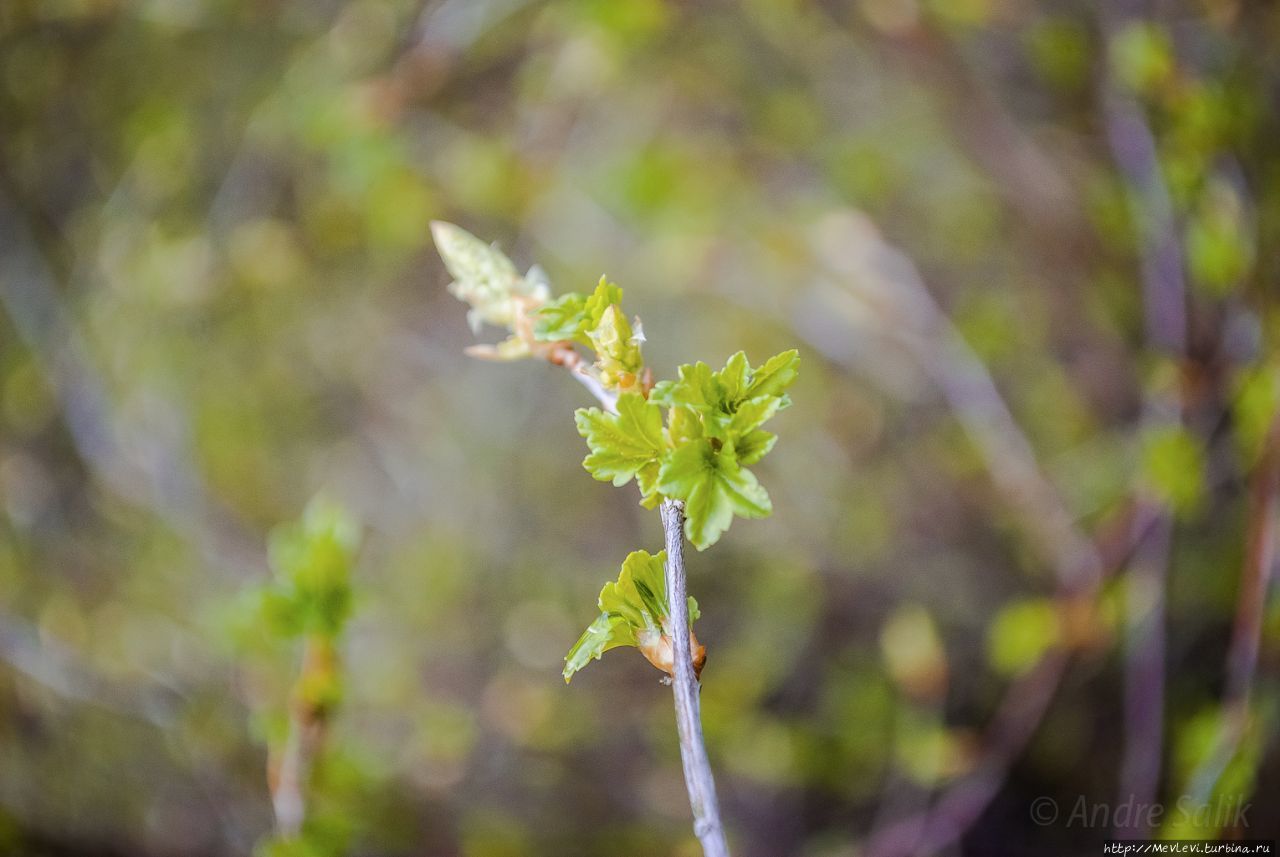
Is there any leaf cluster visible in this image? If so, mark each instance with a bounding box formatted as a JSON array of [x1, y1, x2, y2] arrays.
[[576, 349, 799, 549], [533, 277, 646, 392], [258, 498, 362, 640]]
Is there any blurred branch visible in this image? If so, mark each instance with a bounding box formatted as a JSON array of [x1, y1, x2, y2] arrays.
[[1096, 10, 1190, 824], [1117, 494, 1172, 830], [1185, 412, 1280, 802], [384, 0, 542, 102], [791, 211, 1109, 855], [798, 212, 1104, 593], [866, 648, 1071, 857], [0, 182, 259, 578], [270, 636, 333, 840], [1099, 53, 1187, 356], [661, 500, 730, 857], [870, 20, 1080, 239], [0, 608, 182, 727]]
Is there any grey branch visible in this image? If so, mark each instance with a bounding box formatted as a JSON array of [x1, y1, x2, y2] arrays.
[[661, 500, 730, 857], [1098, 10, 1188, 821]]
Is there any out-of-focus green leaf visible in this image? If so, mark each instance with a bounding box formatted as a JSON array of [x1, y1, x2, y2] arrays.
[[1232, 366, 1280, 464], [1027, 20, 1090, 90], [1187, 186, 1252, 296], [263, 498, 361, 638], [987, 599, 1060, 677], [880, 604, 947, 699], [1141, 424, 1205, 516], [1109, 22, 1174, 95]]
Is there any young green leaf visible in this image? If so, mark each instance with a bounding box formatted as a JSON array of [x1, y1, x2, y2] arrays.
[[744, 349, 800, 399], [533, 292, 590, 343], [734, 429, 777, 466], [563, 613, 635, 681], [657, 439, 772, 549], [532, 277, 624, 344], [728, 395, 782, 436], [715, 351, 750, 402], [575, 393, 667, 503], [651, 350, 799, 445]]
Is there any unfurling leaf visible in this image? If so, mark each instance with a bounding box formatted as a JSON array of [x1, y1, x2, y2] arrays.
[[575, 349, 798, 545], [564, 550, 704, 682]]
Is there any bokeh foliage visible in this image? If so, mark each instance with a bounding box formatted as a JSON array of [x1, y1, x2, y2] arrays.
[[1, 1, 1279, 856]]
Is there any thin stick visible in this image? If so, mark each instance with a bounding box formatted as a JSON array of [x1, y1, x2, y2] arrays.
[[660, 500, 730, 857], [1185, 413, 1280, 802], [1098, 9, 1189, 816], [270, 635, 331, 839]]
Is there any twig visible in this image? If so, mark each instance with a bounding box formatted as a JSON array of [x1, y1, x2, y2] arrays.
[[1185, 413, 1280, 802], [269, 635, 333, 839], [1117, 499, 1172, 833], [0, 608, 182, 727], [1097, 9, 1190, 820], [790, 215, 1108, 854], [660, 500, 730, 857], [865, 648, 1071, 857]]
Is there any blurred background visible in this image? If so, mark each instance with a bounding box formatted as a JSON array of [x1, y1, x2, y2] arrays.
[[1, 0, 1278, 855]]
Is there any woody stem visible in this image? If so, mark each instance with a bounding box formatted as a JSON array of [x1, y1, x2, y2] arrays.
[[660, 499, 730, 857]]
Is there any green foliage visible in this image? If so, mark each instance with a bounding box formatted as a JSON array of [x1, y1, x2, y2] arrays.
[[1141, 424, 1206, 517], [656, 437, 772, 550], [563, 550, 700, 682], [1186, 183, 1252, 296], [986, 599, 1060, 677], [575, 350, 797, 549], [432, 223, 799, 550], [260, 498, 362, 639], [533, 277, 625, 345], [11, 3, 1280, 853], [1232, 365, 1280, 463], [1109, 22, 1174, 96], [617, 350, 799, 548], [575, 392, 666, 505]]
